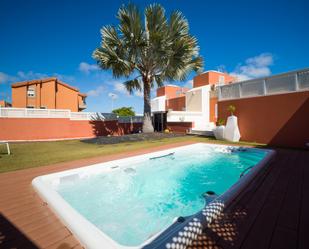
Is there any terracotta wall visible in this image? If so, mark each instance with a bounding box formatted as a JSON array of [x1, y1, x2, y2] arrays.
[[193, 71, 235, 88], [157, 86, 188, 99], [167, 122, 192, 133], [0, 118, 142, 141], [41, 80, 56, 109], [209, 97, 218, 123], [12, 86, 27, 108], [56, 83, 78, 112], [11, 79, 85, 112], [218, 91, 309, 148], [166, 96, 186, 111]]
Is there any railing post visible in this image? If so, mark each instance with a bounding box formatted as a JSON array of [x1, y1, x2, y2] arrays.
[[25, 108, 28, 118], [238, 83, 242, 98], [263, 79, 267, 96], [218, 86, 222, 100], [295, 72, 299, 91]]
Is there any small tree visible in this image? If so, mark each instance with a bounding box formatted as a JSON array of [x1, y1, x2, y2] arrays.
[[112, 107, 135, 116], [227, 105, 236, 115], [93, 3, 203, 133]]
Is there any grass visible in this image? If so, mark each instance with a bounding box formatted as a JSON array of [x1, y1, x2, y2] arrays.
[[0, 136, 265, 173]]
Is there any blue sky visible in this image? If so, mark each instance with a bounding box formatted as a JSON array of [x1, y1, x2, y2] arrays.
[[0, 0, 308, 113]]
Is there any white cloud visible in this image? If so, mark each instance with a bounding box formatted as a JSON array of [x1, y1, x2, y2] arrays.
[[87, 85, 105, 97], [0, 70, 75, 85], [114, 82, 128, 94], [183, 79, 193, 89], [79, 62, 99, 74], [17, 71, 48, 80], [108, 92, 118, 99], [114, 81, 145, 98], [134, 90, 143, 98], [230, 53, 274, 81], [0, 72, 17, 84]]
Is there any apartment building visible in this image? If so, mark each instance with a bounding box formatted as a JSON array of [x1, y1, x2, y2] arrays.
[[11, 77, 87, 112], [151, 71, 235, 132], [0, 100, 12, 107]]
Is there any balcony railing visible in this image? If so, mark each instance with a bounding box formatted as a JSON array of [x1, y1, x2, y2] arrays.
[[78, 103, 87, 109], [0, 107, 143, 123], [218, 68, 309, 101]]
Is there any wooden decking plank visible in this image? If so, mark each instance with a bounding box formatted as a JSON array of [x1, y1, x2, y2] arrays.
[[269, 226, 298, 249], [239, 152, 294, 249], [218, 151, 288, 249], [275, 154, 303, 231], [298, 151, 309, 249]]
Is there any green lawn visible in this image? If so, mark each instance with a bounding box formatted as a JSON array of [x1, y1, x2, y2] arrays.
[[0, 136, 265, 173]]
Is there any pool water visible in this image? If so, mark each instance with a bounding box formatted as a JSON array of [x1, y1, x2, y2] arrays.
[[56, 145, 267, 246]]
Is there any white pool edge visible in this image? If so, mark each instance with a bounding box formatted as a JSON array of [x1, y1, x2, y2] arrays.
[[32, 143, 273, 249]]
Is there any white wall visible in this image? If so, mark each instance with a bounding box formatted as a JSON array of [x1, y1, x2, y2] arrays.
[[151, 96, 166, 112], [167, 85, 214, 131]]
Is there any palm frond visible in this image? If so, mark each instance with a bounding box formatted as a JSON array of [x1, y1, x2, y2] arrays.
[[124, 79, 142, 94]]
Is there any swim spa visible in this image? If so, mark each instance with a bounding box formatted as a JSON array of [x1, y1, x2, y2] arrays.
[[32, 143, 274, 249]]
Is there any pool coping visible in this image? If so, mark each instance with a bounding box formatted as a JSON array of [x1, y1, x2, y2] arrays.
[[32, 143, 275, 249]]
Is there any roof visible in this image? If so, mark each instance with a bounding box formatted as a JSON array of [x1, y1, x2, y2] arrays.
[[201, 70, 227, 74], [11, 77, 87, 96], [78, 93, 87, 97]]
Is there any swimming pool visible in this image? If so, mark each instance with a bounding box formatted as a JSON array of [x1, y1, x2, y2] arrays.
[[32, 143, 274, 249]]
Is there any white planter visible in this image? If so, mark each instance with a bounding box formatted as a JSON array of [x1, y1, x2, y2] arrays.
[[213, 125, 225, 140], [224, 115, 241, 142]]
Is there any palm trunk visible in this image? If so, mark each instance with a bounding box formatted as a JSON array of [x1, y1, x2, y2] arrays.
[[142, 78, 154, 133]]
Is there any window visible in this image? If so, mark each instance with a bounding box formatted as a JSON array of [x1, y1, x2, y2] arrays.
[[27, 88, 35, 97], [218, 75, 225, 85], [176, 90, 182, 96]]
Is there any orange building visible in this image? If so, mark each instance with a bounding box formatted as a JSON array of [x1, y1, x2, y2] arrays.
[[0, 100, 12, 107], [193, 70, 235, 88], [11, 77, 87, 112], [151, 71, 235, 131]]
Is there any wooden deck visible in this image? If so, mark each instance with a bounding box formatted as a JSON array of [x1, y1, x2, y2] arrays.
[[0, 143, 308, 249]]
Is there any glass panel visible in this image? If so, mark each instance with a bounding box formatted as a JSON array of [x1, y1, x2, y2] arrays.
[[241, 80, 264, 97], [220, 84, 240, 100], [298, 70, 309, 89], [266, 74, 296, 94]]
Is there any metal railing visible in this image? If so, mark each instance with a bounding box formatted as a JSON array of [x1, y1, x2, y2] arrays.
[[218, 68, 309, 100], [0, 107, 143, 123]]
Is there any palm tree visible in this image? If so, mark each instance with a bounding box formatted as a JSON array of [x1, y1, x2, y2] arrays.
[[93, 3, 203, 133]]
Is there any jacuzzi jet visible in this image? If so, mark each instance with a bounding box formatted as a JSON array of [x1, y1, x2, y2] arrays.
[[124, 168, 136, 174], [177, 216, 185, 223], [202, 191, 217, 203], [205, 191, 216, 196]]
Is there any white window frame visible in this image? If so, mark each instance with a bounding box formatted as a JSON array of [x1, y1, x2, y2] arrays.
[[218, 75, 225, 85], [27, 88, 35, 97]]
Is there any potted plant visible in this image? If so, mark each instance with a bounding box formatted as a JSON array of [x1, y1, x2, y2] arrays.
[[224, 104, 241, 142], [213, 118, 225, 140], [227, 105, 236, 115]]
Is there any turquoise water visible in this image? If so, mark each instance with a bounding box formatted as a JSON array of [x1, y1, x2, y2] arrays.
[[56, 145, 267, 246]]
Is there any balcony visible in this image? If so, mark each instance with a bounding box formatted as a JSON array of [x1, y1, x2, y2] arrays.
[[79, 103, 87, 110]]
